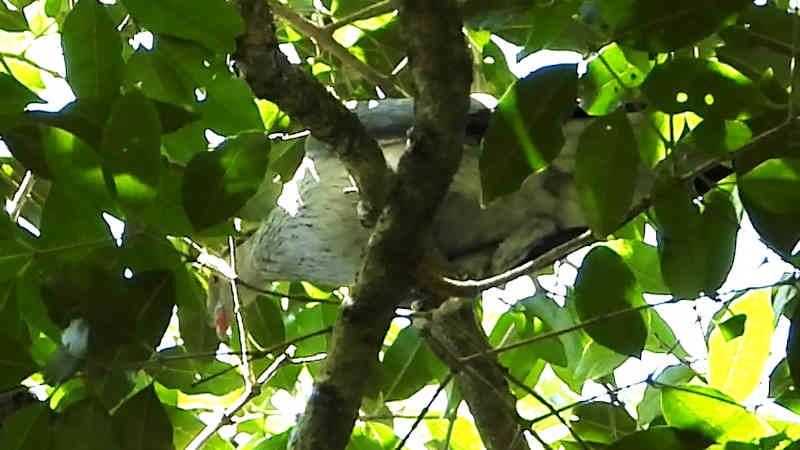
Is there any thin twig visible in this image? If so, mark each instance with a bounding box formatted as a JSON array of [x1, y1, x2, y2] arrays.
[[505, 372, 589, 450], [394, 372, 454, 450], [322, 0, 397, 32], [269, 1, 405, 96]]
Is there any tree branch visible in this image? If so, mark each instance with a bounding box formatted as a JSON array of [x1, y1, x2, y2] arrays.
[[233, 0, 392, 225], [268, 1, 406, 97], [424, 298, 531, 450], [321, 0, 397, 32], [287, 0, 472, 448]]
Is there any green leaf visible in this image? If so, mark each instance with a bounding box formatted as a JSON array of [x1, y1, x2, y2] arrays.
[[575, 110, 640, 236], [571, 401, 636, 444], [101, 91, 162, 205], [661, 384, 771, 442], [574, 246, 647, 357], [637, 365, 698, 426], [52, 399, 121, 450], [479, 64, 578, 202], [120, 0, 244, 53], [526, 296, 627, 392], [232, 296, 285, 351], [124, 51, 196, 107], [580, 44, 651, 116], [0, 1, 28, 31], [646, 309, 690, 358], [489, 297, 566, 393], [643, 58, 768, 120], [0, 332, 36, 390], [719, 314, 747, 341], [39, 183, 112, 263], [603, 239, 669, 294], [0, 73, 40, 114], [690, 120, 752, 155], [709, 289, 774, 402], [739, 158, 800, 215], [598, 0, 751, 52], [788, 299, 800, 393], [182, 132, 270, 230], [381, 326, 446, 401], [62, 0, 123, 100], [655, 183, 739, 297], [0, 403, 52, 450], [606, 426, 713, 450], [199, 75, 265, 135], [112, 386, 173, 450]]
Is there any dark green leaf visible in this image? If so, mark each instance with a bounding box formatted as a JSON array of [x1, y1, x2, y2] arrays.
[[234, 296, 285, 351], [603, 239, 669, 294], [0, 73, 40, 114], [120, 0, 244, 53], [690, 119, 752, 155], [0, 403, 51, 450], [38, 183, 112, 264], [480, 64, 578, 201], [0, 332, 36, 390], [606, 426, 713, 450], [113, 386, 173, 450], [575, 110, 640, 236], [655, 183, 739, 297], [148, 346, 244, 396], [199, 75, 265, 135], [381, 326, 446, 401], [62, 0, 123, 100], [124, 51, 196, 107], [720, 314, 747, 341], [788, 303, 800, 392], [598, 0, 751, 52], [101, 91, 162, 205], [643, 58, 769, 120], [0, 1, 28, 31], [739, 158, 800, 215], [574, 246, 647, 357], [182, 132, 270, 230], [571, 401, 636, 444], [52, 399, 121, 450]]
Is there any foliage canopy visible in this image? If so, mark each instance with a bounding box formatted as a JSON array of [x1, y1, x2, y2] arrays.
[[2, 0, 800, 449]]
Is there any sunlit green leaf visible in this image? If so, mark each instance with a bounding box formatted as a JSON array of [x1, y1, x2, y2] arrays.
[[580, 44, 651, 116], [709, 289, 774, 402], [661, 384, 771, 442]]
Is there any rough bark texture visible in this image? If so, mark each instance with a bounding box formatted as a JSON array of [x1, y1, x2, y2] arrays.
[[286, 1, 473, 448], [424, 298, 530, 450], [233, 0, 391, 225]]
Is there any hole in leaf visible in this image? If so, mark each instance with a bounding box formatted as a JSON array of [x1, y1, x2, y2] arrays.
[[704, 93, 714, 105], [676, 92, 689, 103]]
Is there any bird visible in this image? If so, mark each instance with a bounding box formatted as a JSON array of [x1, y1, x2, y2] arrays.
[[206, 98, 619, 338]]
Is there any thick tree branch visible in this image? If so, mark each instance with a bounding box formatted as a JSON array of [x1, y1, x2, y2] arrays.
[[424, 298, 530, 450], [287, 1, 472, 448], [233, 0, 391, 225]]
